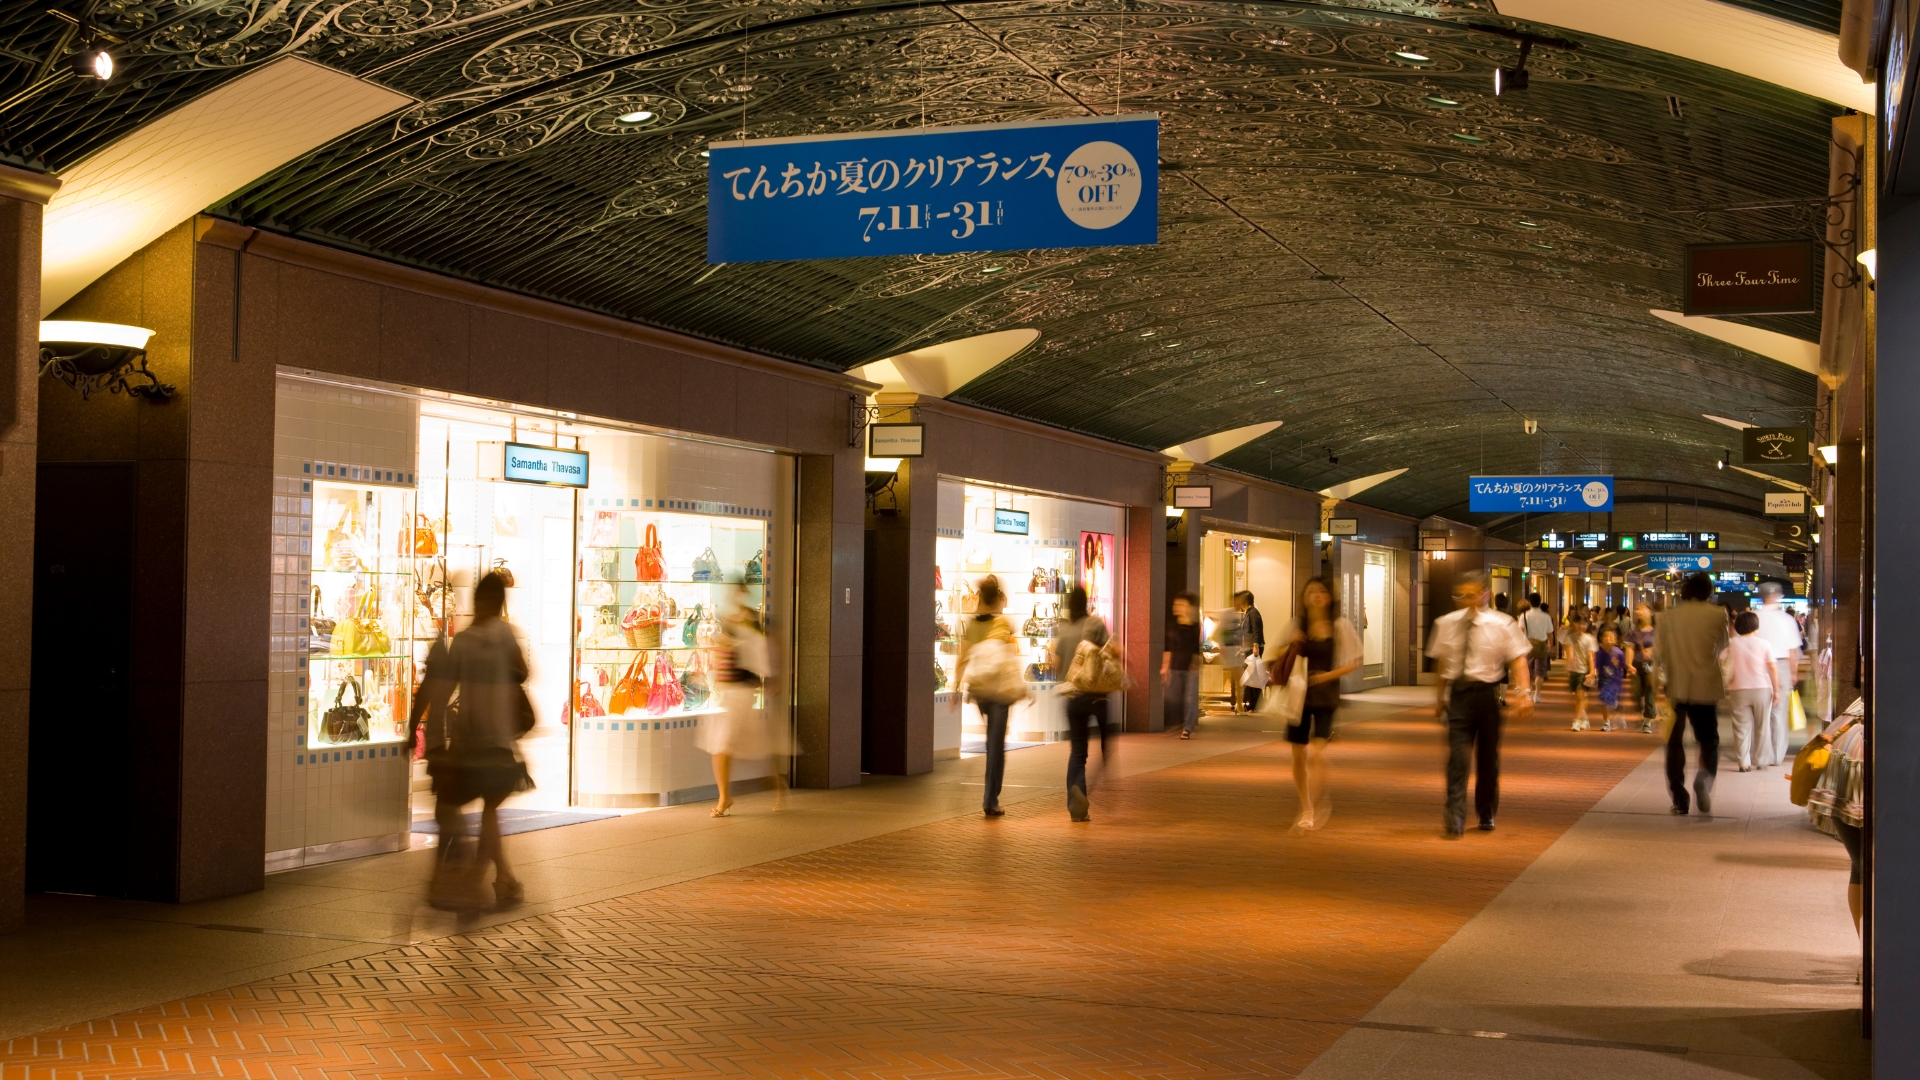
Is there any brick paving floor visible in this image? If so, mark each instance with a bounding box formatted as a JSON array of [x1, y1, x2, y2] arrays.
[[1, 700, 1657, 1079]]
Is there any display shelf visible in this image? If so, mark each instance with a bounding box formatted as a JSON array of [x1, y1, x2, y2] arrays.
[[578, 577, 764, 587], [579, 645, 722, 653], [311, 652, 413, 662]]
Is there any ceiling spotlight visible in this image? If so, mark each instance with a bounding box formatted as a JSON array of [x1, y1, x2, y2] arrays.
[[1392, 50, 1432, 65], [1717, 449, 1728, 470], [1494, 39, 1532, 95], [1423, 95, 1462, 109], [71, 46, 112, 80], [699, 149, 710, 158], [1524, 418, 1538, 435], [616, 109, 655, 124]]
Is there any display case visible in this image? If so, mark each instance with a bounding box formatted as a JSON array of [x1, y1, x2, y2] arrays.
[[571, 505, 768, 805], [307, 480, 417, 751], [935, 528, 1079, 748]]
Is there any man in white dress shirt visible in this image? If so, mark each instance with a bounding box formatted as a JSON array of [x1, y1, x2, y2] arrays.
[[1428, 571, 1534, 837], [1753, 582, 1803, 768]]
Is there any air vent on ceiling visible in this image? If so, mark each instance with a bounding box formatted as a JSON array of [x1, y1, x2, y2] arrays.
[[1667, 95, 1684, 119]]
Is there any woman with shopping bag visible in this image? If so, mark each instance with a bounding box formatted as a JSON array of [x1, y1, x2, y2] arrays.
[[1264, 577, 1359, 834]]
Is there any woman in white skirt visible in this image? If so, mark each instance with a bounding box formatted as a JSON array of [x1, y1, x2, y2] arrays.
[[699, 585, 789, 815]]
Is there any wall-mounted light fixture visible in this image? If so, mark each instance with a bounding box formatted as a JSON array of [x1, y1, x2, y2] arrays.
[[1818, 444, 1839, 465], [38, 320, 172, 401]]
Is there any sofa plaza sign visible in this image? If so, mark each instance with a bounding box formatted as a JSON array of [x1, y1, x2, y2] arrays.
[[1683, 241, 1818, 315]]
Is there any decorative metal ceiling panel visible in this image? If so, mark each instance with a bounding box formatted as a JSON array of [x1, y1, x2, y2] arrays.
[[3, 0, 1834, 522]]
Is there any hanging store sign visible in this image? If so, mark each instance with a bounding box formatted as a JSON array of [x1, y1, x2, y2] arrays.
[[867, 423, 925, 458], [1171, 484, 1213, 509], [992, 508, 1030, 535], [1743, 426, 1811, 465], [1683, 241, 1818, 315], [1647, 553, 1715, 573], [1765, 492, 1807, 514], [1328, 518, 1359, 536], [707, 114, 1159, 263], [493, 443, 589, 488], [1775, 520, 1810, 543], [1469, 475, 1614, 513]]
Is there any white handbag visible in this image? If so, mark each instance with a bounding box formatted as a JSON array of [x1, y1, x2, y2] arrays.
[[1242, 653, 1271, 689], [1258, 652, 1308, 725]]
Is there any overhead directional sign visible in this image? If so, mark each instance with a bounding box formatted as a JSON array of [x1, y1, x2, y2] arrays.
[[1470, 475, 1614, 513], [1647, 553, 1715, 573], [708, 114, 1159, 263]]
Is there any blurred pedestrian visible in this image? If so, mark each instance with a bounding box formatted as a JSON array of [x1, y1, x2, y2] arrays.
[[1724, 609, 1779, 772], [1162, 593, 1201, 739], [1235, 591, 1267, 713], [424, 571, 534, 911], [955, 579, 1020, 817], [700, 584, 786, 816], [1273, 577, 1359, 833], [1520, 593, 1554, 703], [1628, 604, 1658, 733], [1592, 626, 1627, 731], [1054, 587, 1113, 822], [1656, 572, 1728, 815], [1427, 571, 1533, 837], [1754, 582, 1803, 767], [1565, 616, 1596, 730], [1212, 603, 1246, 713]]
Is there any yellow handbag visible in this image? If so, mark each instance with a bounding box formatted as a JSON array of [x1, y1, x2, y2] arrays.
[[1789, 719, 1855, 807], [332, 590, 391, 657]]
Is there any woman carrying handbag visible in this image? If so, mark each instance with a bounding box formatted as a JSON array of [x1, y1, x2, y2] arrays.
[[1270, 577, 1360, 834], [698, 584, 790, 815]]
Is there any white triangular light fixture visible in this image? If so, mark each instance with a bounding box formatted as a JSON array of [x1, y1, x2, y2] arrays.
[[1162, 421, 1283, 464]]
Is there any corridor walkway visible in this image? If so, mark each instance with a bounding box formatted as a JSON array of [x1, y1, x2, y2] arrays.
[[0, 694, 1862, 1078]]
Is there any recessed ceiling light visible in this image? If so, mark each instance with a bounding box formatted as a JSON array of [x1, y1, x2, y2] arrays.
[[1516, 220, 1542, 228], [1393, 50, 1431, 64], [1451, 132, 1486, 143], [699, 150, 710, 158], [616, 110, 656, 124], [1531, 243, 1556, 251], [982, 266, 1004, 273], [1165, 343, 1182, 348], [1424, 96, 1462, 109], [1254, 379, 1267, 385], [1140, 330, 1157, 337]]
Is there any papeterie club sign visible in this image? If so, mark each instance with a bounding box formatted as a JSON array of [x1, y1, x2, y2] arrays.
[[1683, 240, 1818, 316]]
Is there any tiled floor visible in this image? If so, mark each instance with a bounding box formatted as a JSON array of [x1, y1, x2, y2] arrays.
[[0, 683, 1862, 1078]]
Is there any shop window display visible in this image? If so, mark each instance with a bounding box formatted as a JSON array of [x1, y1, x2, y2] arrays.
[[308, 480, 416, 750]]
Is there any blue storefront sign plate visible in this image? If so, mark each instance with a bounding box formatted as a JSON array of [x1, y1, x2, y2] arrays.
[[707, 114, 1158, 263], [993, 508, 1030, 535], [503, 443, 589, 488], [1647, 553, 1715, 573], [1469, 475, 1614, 513]]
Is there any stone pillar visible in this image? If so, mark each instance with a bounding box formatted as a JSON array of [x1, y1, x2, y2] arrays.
[[0, 165, 57, 932], [860, 451, 934, 776], [794, 448, 866, 788], [1123, 505, 1165, 732]]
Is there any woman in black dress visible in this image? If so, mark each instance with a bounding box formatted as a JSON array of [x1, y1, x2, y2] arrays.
[[1273, 577, 1360, 834]]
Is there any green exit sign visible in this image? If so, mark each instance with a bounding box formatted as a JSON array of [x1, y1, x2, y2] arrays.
[[1617, 535, 1638, 551]]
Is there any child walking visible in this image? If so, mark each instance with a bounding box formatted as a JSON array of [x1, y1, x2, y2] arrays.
[[1592, 627, 1628, 731], [1567, 617, 1597, 730]]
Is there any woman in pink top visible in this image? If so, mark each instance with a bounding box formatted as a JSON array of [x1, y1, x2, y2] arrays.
[[1723, 610, 1779, 772]]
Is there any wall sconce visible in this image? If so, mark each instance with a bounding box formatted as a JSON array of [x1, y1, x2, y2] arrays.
[[38, 321, 172, 401]]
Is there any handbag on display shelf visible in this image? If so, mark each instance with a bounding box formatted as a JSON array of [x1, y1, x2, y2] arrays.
[[332, 590, 390, 657], [1023, 660, 1053, 683], [412, 514, 439, 556], [682, 603, 704, 647], [934, 663, 949, 692], [581, 609, 626, 650], [646, 652, 685, 714], [581, 579, 617, 608], [965, 545, 994, 573], [322, 677, 372, 743], [489, 557, 515, 588], [1048, 568, 1063, 593], [680, 651, 711, 709], [691, 547, 722, 582], [634, 523, 666, 582], [933, 565, 944, 591], [745, 549, 764, 584], [935, 618, 953, 641], [574, 679, 607, 720], [610, 655, 651, 715], [958, 580, 979, 614], [309, 585, 335, 654], [622, 588, 667, 648], [587, 546, 621, 581], [1028, 568, 1048, 594], [493, 510, 520, 538], [586, 510, 620, 548], [1021, 603, 1055, 639]]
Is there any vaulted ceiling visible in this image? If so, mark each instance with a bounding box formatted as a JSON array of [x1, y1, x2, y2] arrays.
[[4, 0, 1843, 552]]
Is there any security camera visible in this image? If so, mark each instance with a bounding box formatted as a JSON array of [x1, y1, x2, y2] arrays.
[[1524, 418, 1538, 435]]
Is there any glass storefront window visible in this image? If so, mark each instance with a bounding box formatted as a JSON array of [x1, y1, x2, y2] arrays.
[[308, 480, 415, 749]]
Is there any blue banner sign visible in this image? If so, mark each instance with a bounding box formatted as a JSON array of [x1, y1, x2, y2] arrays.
[[1647, 553, 1714, 573], [1469, 475, 1614, 513], [707, 114, 1159, 263], [503, 443, 589, 488]]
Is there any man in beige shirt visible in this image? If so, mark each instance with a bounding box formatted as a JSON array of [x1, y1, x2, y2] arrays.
[[1653, 572, 1729, 815]]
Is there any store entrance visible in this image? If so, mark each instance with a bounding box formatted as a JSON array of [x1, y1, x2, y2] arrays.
[[1338, 542, 1395, 690], [1197, 530, 1292, 710], [27, 463, 136, 897]]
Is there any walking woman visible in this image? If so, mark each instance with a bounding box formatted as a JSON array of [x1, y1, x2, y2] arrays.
[[420, 571, 534, 911], [699, 584, 787, 816], [1053, 587, 1112, 822], [954, 579, 1019, 816], [1628, 603, 1658, 733], [1274, 577, 1360, 834]]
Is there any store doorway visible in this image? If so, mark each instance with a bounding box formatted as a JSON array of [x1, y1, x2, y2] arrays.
[[1197, 530, 1293, 708], [1339, 542, 1394, 690], [28, 463, 136, 896]]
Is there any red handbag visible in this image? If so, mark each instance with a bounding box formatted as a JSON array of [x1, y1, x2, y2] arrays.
[[634, 523, 666, 582], [646, 652, 685, 714], [610, 655, 651, 714], [574, 679, 606, 720]]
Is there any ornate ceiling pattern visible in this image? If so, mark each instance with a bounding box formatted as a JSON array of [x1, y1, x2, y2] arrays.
[[3, 0, 1833, 537]]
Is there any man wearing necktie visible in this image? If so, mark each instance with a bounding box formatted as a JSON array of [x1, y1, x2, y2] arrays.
[[1427, 570, 1534, 838]]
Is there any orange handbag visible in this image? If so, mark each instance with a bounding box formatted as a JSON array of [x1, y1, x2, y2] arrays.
[[412, 514, 439, 556], [634, 523, 666, 582], [609, 655, 652, 714]]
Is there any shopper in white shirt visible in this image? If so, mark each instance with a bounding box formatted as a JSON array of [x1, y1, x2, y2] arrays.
[[1520, 593, 1555, 703], [1753, 582, 1803, 767], [1722, 610, 1780, 772], [1427, 571, 1534, 837]]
